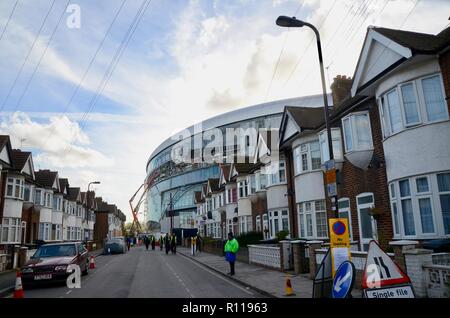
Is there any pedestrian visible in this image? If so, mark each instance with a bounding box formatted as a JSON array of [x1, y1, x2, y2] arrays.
[[144, 236, 150, 251], [224, 232, 239, 276], [164, 234, 170, 255], [126, 236, 131, 251], [171, 234, 177, 254], [151, 235, 156, 250], [159, 236, 163, 251], [196, 234, 202, 253]]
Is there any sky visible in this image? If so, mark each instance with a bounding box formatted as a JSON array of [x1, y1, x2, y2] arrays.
[[0, 0, 449, 222]]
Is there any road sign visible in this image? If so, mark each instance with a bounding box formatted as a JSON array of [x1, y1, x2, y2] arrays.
[[324, 159, 335, 171], [362, 240, 415, 298], [324, 160, 337, 197], [332, 261, 355, 298], [326, 181, 337, 197], [329, 218, 351, 276], [364, 285, 414, 298]]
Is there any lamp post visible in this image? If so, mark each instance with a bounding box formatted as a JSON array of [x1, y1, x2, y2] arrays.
[[276, 16, 338, 218], [87, 181, 100, 241]]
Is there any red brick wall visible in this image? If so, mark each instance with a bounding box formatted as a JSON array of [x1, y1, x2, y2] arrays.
[[94, 212, 108, 242], [251, 196, 267, 233], [439, 50, 450, 113], [327, 98, 392, 250]]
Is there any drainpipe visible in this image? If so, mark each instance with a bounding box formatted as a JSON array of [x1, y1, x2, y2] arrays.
[[284, 149, 297, 238]]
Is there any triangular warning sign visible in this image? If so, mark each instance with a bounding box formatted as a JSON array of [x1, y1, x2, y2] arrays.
[[362, 240, 410, 289]]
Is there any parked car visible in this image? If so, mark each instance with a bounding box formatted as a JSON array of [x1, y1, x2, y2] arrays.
[[21, 242, 90, 286], [103, 237, 127, 254]]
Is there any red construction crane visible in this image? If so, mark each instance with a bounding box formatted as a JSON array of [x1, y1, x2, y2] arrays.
[[129, 169, 159, 233]]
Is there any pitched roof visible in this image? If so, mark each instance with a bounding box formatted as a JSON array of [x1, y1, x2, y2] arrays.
[[59, 178, 69, 193], [207, 178, 220, 193], [67, 187, 81, 201], [285, 106, 325, 130], [194, 191, 203, 204], [373, 26, 450, 54], [219, 164, 230, 183], [234, 163, 258, 175], [35, 170, 58, 188], [0, 135, 13, 167], [11, 150, 31, 171]]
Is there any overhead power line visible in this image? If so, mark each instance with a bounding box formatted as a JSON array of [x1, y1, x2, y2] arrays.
[[12, 0, 71, 113], [0, 0, 57, 112], [0, 0, 20, 44]]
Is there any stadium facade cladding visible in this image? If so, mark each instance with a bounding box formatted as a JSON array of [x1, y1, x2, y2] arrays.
[[144, 94, 332, 234]]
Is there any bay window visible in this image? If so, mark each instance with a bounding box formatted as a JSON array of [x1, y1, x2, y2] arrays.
[[298, 200, 327, 239], [24, 184, 34, 202], [319, 128, 343, 162], [268, 209, 290, 238], [268, 160, 286, 185], [341, 113, 373, 153], [238, 180, 248, 198], [39, 223, 51, 241], [379, 73, 448, 138], [294, 141, 321, 174], [390, 172, 450, 238], [1, 218, 21, 243], [247, 174, 256, 195], [34, 189, 44, 205], [5, 178, 24, 200]]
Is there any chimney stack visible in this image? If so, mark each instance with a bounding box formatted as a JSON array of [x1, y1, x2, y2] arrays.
[[330, 75, 352, 108]]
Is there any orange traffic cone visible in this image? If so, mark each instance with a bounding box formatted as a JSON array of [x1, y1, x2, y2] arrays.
[[13, 270, 24, 298], [285, 275, 295, 296], [89, 256, 96, 269]]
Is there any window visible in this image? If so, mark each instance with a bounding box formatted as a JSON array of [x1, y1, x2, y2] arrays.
[[268, 210, 289, 238], [268, 160, 286, 185], [238, 180, 248, 198], [34, 189, 43, 205], [5, 178, 24, 200], [422, 75, 447, 122], [54, 224, 62, 241], [298, 200, 327, 239], [400, 82, 420, 125], [341, 113, 373, 153], [294, 141, 322, 174], [379, 74, 448, 137], [39, 223, 51, 241], [248, 174, 256, 195], [1, 218, 21, 243], [24, 184, 33, 202], [338, 198, 352, 240], [437, 173, 450, 234], [256, 215, 261, 232], [399, 180, 415, 236], [319, 128, 343, 162], [390, 172, 450, 238]]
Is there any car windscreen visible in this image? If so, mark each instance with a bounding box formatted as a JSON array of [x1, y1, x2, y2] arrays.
[[107, 239, 122, 244], [33, 245, 77, 258]]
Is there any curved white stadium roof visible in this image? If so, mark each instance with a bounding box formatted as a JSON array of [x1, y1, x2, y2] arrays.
[[147, 93, 332, 168]]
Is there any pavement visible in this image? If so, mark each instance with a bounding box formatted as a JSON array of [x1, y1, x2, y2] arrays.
[[177, 247, 362, 298], [0, 246, 265, 298]]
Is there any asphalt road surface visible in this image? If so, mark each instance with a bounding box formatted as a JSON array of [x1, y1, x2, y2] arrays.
[[18, 246, 265, 298]]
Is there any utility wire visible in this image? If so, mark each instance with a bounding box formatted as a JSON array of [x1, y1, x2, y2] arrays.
[[264, 0, 306, 102], [63, 0, 152, 157], [39, 0, 128, 150], [281, 0, 338, 88], [0, 0, 57, 112], [0, 0, 20, 44], [12, 0, 71, 113]]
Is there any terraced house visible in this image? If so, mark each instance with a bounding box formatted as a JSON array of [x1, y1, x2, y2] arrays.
[[0, 134, 124, 271]]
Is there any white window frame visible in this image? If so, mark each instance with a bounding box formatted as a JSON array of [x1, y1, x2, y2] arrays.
[[297, 201, 327, 239], [0, 217, 22, 243], [341, 111, 374, 153], [319, 128, 343, 162], [293, 141, 322, 175], [338, 198, 353, 241], [379, 73, 449, 138], [5, 177, 24, 200], [356, 192, 376, 251]]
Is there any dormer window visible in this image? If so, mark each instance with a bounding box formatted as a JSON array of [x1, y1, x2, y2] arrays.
[[341, 112, 373, 153]]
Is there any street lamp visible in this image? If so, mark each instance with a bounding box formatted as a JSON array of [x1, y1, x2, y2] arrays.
[[276, 16, 338, 217], [87, 181, 101, 240]]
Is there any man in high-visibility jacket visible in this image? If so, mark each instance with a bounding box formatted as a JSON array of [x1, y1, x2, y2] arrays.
[[224, 232, 239, 276]]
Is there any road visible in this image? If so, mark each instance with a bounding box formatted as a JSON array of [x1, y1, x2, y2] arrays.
[[17, 246, 264, 298]]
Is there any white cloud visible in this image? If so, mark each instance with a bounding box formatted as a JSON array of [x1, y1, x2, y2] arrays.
[[0, 112, 113, 169]]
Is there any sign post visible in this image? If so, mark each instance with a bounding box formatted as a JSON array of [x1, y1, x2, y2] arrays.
[[329, 218, 351, 277], [362, 240, 415, 298]]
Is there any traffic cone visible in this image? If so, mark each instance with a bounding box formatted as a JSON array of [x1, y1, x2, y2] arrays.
[[13, 270, 24, 298], [284, 275, 295, 296], [89, 256, 96, 269]]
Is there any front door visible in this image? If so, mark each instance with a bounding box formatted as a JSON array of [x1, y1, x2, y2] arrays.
[[356, 193, 377, 251]]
